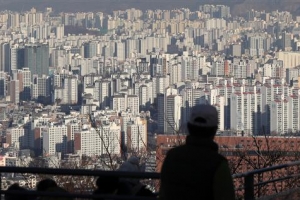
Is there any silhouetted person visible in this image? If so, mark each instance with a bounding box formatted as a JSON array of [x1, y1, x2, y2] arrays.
[[5, 183, 30, 200], [95, 176, 120, 195], [37, 179, 57, 192], [133, 184, 156, 197], [159, 104, 235, 200], [118, 156, 145, 186], [118, 156, 153, 197], [40, 185, 73, 200], [94, 175, 133, 200]]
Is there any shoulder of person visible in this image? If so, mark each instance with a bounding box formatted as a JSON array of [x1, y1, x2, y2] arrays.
[[166, 145, 185, 154]]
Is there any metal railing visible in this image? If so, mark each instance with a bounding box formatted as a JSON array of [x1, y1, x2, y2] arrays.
[[1, 161, 300, 199], [233, 160, 300, 200], [0, 166, 160, 199]]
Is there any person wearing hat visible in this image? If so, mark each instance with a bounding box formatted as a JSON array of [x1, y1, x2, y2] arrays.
[[159, 104, 235, 200]]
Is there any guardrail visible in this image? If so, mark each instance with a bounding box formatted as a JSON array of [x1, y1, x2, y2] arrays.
[[233, 160, 300, 200], [1, 161, 300, 200], [0, 166, 160, 199]]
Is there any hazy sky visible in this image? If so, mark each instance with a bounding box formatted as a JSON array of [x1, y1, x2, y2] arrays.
[[0, 0, 297, 16], [0, 0, 237, 13]]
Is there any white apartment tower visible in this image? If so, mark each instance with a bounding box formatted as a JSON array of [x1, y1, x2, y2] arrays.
[[15, 68, 31, 101], [216, 79, 234, 129], [74, 121, 121, 156], [126, 117, 147, 153], [214, 95, 225, 131], [230, 91, 258, 135], [42, 125, 68, 156], [139, 83, 153, 111], [9, 80, 19, 104], [270, 97, 289, 135], [74, 127, 102, 156], [180, 87, 205, 127], [181, 56, 199, 80], [54, 76, 78, 104], [67, 121, 80, 153], [127, 95, 139, 114], [6, 128, 26, 149], [164, 94, 182, 134], [157, 87, 178, 133], [287, 95, 300, 132], [94, 80, 111, 109], [169, 61, 182, 85], [152, 75, 169, 99], [112, 94, 139, 114]]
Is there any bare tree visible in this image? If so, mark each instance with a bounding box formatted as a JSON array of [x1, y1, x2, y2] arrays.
[[219, 129, 300, 199]]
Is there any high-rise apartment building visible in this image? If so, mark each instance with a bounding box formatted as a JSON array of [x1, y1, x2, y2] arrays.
[[10, 44, 25, 72], [9, 79, 19, 104], [112, 94, 139, 114], [66, 120, 80, 153], [74, 122, 121, 156], [230, 91, 259, 135], [31, 75, 51, 102], [83, 41, 97, 58], [54, 75, 78, 105], [24, 43, 49, 79], [94, 80, 111, 109], [164, 94, 182, 133], [180, 86, 205, 128], [42, 125, 68, 156], [138, 83, 153, 111], [270, 97, 289, 135], [181, 56, 199, 80], [126, 117, 147, 153], [15, 68, 31, 101], [248, 35, 266, 57], [287, 94, 300, 132], [6, 128, 25, 149], [0, 42, 10, 73], [152, 75, 169, 99], [0, 71, 6, 98]]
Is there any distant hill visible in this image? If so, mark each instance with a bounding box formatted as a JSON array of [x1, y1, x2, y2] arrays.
[[231, 0, 300, 16], [0, 0, 300, 16]]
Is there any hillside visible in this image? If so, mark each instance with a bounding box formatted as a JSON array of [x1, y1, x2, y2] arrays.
[[231, 0, 300, 16], [0, 0, 299, 16]]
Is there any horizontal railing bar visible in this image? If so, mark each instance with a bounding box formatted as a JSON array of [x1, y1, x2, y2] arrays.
[[0, 167, 161, 179], [232, 160, 300, 178], [235, 174, 299, 191], [234, 186, 245, 191], [1, 161, 300, 198], [0, 190, 158, 200], [254, 173, 300, 187]]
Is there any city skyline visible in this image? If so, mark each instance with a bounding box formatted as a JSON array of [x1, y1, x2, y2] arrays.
[[0, 5, 299, 187], [0, 4, 299, 199], [0, 0, 298, 16]]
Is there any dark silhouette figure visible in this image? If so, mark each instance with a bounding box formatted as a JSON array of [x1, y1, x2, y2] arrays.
[[40, 185, 73, 200], [159, 104, 235, 200], [94, 175, 132, 200], [118, 156, 154, 197], [36, 179, 58, 192], [118, 156, 145, 186], [133, 184, 156, 197], [5, 183, 30, 200], [93, 157, 155, 200], [95, 176, 120, 195]]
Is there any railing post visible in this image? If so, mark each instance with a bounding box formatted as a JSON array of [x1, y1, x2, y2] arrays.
[[0, 172, 2, 199], [244, 174, 254, 200]]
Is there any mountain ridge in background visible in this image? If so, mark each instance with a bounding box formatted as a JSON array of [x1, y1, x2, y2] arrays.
[[0, 0, 299, 16]]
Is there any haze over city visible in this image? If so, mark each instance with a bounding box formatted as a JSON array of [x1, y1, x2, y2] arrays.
[[0, 0, 299, 15], [0, 1, 300, 198]]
